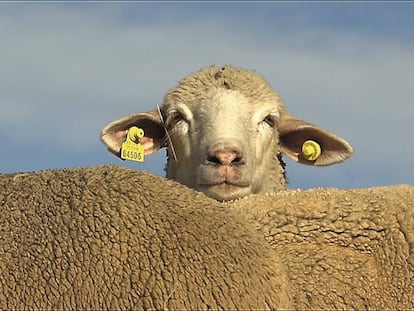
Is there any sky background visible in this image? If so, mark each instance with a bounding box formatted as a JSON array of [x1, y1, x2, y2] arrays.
[[1, 2, 413, 190]]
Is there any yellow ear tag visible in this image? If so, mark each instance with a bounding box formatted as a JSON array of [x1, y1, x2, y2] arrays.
[[121, 126, 145, 162], [302, 140, 321, 161]]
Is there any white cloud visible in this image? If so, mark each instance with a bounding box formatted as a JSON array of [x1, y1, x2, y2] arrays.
[[0, 4, 413, 188]]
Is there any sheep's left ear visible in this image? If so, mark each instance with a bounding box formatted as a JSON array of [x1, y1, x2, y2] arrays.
[[278, 113, 353, 166]]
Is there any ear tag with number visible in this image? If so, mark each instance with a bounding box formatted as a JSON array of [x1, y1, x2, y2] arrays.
[[121, 126, 145, 162]]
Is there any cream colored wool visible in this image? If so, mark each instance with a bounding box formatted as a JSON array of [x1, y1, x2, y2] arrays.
[[2, 165, 413, 310], [0, 165, 291, 310], [230, 185, 414, 309]]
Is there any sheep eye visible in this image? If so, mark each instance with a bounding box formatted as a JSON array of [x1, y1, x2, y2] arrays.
[[166, 111, 186, 129], [261, 115, 275, 128]]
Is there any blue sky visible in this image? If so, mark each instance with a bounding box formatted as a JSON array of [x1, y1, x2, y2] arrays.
[[1, 2, 413, 189]]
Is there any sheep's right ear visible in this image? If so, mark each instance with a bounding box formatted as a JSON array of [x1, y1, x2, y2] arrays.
[[100, 110, 166, 158]]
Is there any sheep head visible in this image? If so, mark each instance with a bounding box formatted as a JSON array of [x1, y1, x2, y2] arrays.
[[101, 65, 353, 201]]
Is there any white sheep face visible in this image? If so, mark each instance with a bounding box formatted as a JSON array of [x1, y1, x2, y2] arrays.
[[101, 65, 353, 201], [163, 87, 282, 200]]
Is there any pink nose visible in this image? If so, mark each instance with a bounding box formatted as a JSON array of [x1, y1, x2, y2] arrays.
[[206, 142, 244, 166]]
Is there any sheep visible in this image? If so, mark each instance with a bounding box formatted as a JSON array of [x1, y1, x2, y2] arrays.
[[0, 165, 292, 310], [101, 64, 353, 201], [2, 166, 413, 309], [229, 184, 414, 309]]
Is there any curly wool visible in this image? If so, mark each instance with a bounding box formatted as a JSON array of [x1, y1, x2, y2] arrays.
[[0, 165, 291, 310]]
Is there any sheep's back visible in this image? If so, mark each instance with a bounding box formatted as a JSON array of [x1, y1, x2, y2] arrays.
[[232, 185, 414, 309], [0, 165, 291, 310]]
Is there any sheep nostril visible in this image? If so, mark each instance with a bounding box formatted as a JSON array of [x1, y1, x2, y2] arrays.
[[207, 155, 222, 165], [232, 156, 243, 164]]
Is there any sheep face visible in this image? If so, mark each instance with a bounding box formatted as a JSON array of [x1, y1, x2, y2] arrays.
[[101, 65, 353, 201], [163, 86, 284, 201]]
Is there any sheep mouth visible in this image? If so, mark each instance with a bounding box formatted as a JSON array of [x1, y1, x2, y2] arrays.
[[197, 166, 252, 200], [197, 182, 251, 201], [197, 168, 251, 187], [199, 181, 246, 190], [197, 178, 251, 191]]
